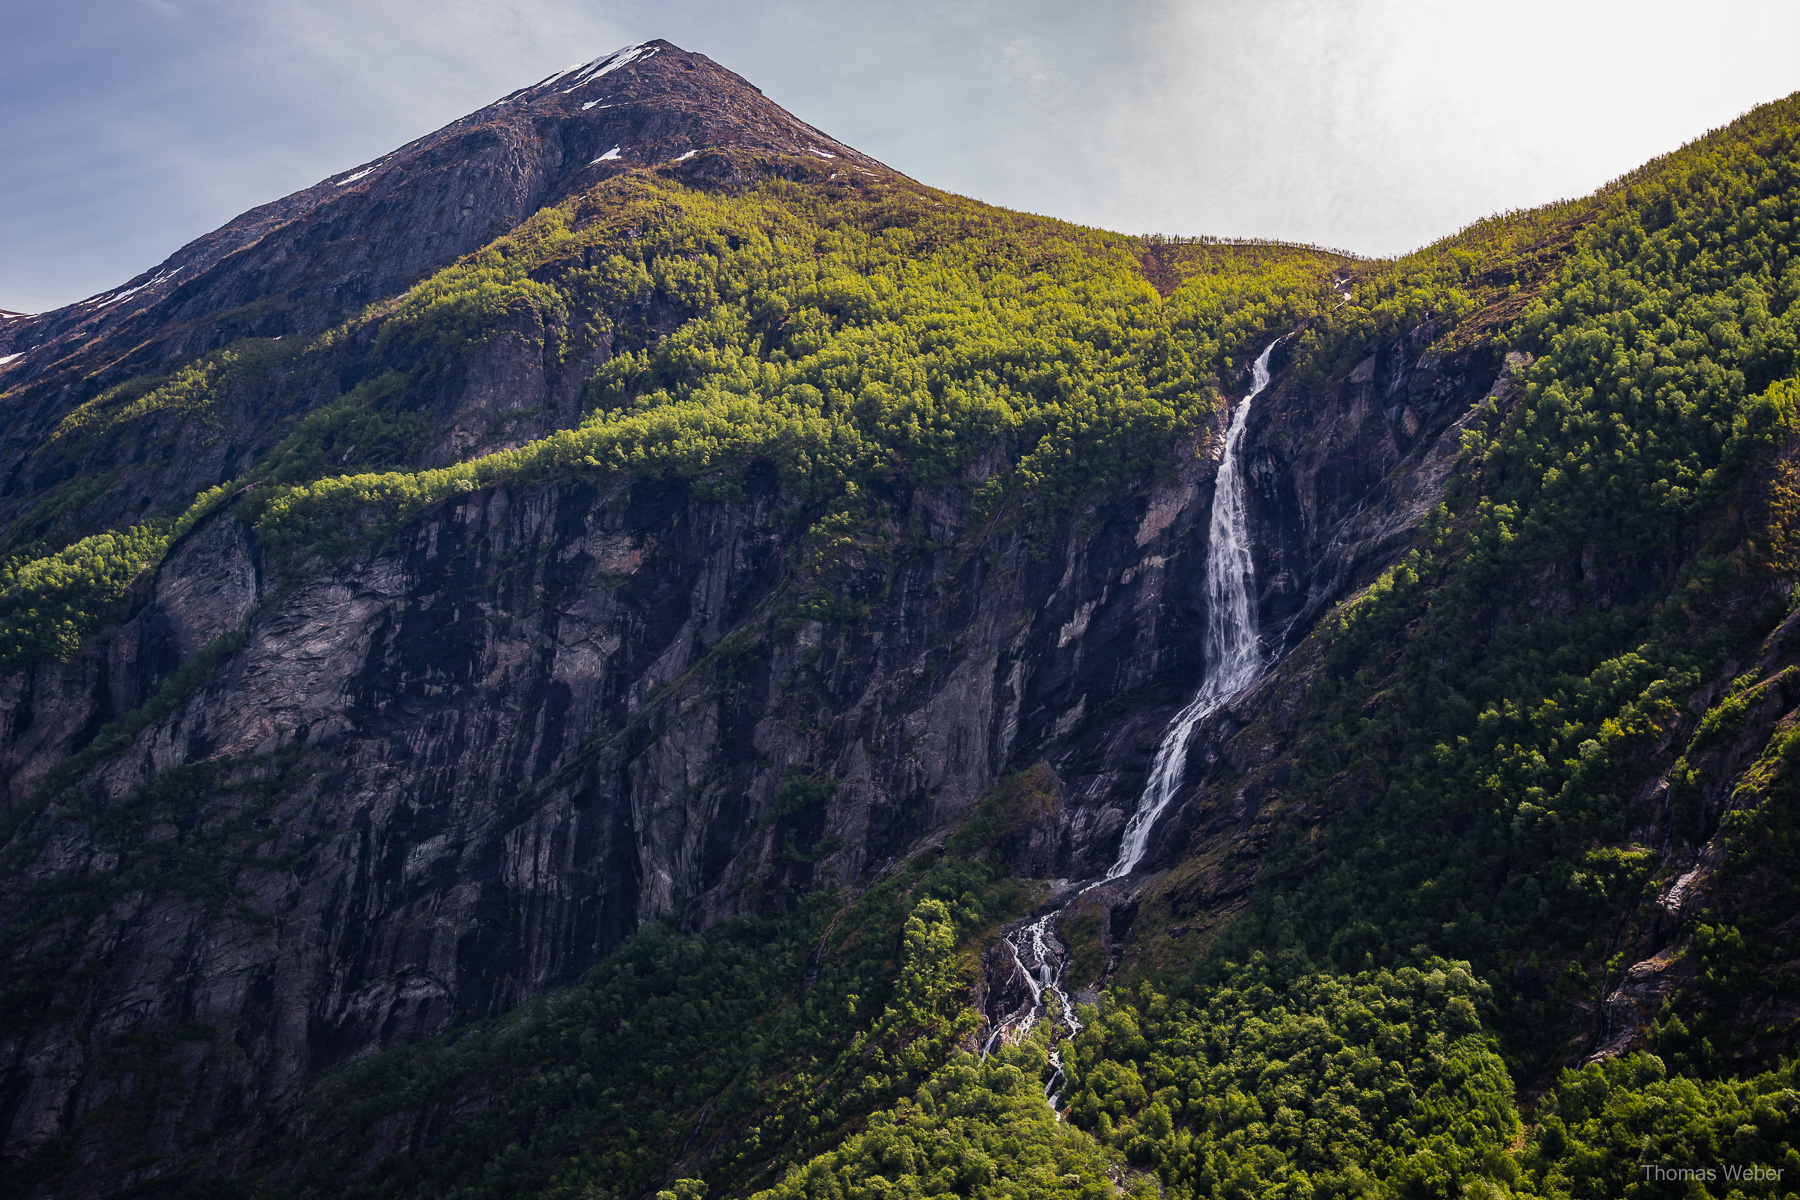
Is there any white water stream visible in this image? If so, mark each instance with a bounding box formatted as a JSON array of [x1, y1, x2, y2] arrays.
[[986, 341, 1279, 1102], [1106, 339, 1269, 879]]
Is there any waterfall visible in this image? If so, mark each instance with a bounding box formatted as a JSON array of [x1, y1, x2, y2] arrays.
[[1105, 339, 1272, 880], [985, 340, 1278, 1082]]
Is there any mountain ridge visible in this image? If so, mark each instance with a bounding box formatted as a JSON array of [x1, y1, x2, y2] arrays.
[[0, 41, 891, 389]]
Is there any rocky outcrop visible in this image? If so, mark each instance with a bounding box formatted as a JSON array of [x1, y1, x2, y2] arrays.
[[1581, 604, 1800, 1065], [1004, 329, 1509, 889]]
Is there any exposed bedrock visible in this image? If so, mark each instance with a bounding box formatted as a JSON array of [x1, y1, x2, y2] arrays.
[[0, 329, 1505, 1179]]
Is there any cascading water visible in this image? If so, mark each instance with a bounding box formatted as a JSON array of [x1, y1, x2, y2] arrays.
[[1106, 339, 1270, 879], [982, 909, 1084, 1107], [986, 341, 1279, 1105]]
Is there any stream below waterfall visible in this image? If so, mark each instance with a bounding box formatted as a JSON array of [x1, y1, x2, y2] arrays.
[[985, 339, 1280, 1109]]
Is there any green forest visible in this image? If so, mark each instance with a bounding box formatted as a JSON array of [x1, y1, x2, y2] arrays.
[[5, 49, 1800, 1200], [0, 169, 1340, 669]]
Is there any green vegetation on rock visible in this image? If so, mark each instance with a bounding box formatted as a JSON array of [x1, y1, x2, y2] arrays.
[[0, 483, 232, 673], [1212, 91, 1800, 1078], [235, 845, 1028, 1200], [248, 175, 1340, 561], [2, 169, 1344, 668], [9, 52, 1800, 1200]]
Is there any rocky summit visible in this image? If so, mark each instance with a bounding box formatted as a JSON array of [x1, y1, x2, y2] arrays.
[[3, 38, 1800, 1200]]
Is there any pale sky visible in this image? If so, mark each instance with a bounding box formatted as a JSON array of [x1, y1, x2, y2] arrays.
[[4, 0, 1799, 314]]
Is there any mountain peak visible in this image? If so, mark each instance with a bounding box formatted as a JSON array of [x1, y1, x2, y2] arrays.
[[515, 41, 672, 97], [474, 37, 881, 174], [0, 39, 888, 388]]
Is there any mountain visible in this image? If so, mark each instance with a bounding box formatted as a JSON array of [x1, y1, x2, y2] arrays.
[[0, 41, 880, 369], [2, 38, 1799, 1200], [0, 42, 899, 555]]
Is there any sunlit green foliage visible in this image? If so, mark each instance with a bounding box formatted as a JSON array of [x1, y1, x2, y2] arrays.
[[249, 173, 1339, 558], [3, 169, 1340, 663], [0, 483, 232, 673], [750, 1035, 1118, 1200], [0, 524, 168, 668], [1521, 1053, 1800, 1198], [736, 951, 1528, 1200], [1064, 959, 1520, 1199]]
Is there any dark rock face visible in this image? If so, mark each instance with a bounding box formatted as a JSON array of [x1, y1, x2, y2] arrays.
[[0, 451, 1215, 1180], [0, 326, 1505, 1183], [1246, 329, 1509, 653], [1025, 331, 1508, 885], [0, 34, 1523, 1190], [967, 335, 1514, 1027]]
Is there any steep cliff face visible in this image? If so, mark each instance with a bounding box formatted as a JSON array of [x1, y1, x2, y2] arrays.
[[1248, 329, 1509, 650], [1004, 330, 1509, 886], [0, 314, 1497, 1178]]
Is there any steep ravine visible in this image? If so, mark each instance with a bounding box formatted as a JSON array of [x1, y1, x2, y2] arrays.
[[0, 327, 1506, 1179]]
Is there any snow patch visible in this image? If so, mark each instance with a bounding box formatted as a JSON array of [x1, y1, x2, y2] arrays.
[[334, 166, 377, 186], [673, 150, 698, 162], [0, 353, 23, 365], [559, 43, 659, 93], [532, 61, 588, 90], [806, 147, 836, 159], [591, 146, 623, 163], [580, 100, 612, 111], [511, 45, 659, 105], [84, 267, 182, 309]]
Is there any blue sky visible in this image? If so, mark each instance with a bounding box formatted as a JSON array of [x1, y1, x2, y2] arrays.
[[4, 0, 1799, 313]]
